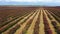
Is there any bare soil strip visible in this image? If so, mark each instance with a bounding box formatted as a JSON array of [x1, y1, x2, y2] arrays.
[[39, 9, 45, 34], [26, 10, 39, 34]]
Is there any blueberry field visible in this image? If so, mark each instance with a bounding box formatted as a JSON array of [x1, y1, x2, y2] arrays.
[[0, 6, 60, 34]]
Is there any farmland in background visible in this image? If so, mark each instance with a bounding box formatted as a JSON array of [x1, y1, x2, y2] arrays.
[[0, 6, 60, 34]]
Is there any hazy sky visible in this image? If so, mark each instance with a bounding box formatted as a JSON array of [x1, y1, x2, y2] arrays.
[[0, 0, 60, 6]]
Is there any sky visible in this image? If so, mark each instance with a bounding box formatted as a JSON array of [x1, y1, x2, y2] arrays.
[[0, 0, 60, 6]]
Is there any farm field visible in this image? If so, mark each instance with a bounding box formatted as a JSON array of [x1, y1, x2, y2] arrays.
[[0, 6, 60, 34]]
